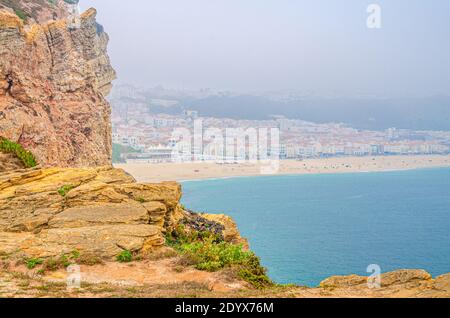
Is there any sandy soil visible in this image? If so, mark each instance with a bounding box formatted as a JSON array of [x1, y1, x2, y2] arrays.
[[115, 155, 450, 183], [1, 260, 448, 298]]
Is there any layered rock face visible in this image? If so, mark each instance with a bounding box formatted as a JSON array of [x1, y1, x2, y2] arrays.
[[0, 0, 71, 24], [0, 166, 244, 259], [317, 270, 450, 298], [0, 7, 116, 168], [0, 166, 184, 258]]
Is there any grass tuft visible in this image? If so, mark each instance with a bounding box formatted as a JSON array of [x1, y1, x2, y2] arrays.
[[25, 250, 103, 273], [25, 258, 44, 270], [116, 250, 133, 263], [57, 185, 75, 197]]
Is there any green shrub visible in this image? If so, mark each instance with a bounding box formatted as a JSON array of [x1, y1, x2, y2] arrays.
[[237, 254, 273, 289], [176, 240, 250, 272], [28, 250, 103, 273], [35, 254, 73, 273], [71, 250, 81, 259], [166, 224, 223, 247], [0, 137, 37, 168], [116, 250, 133, 263], [166, 225, 272, 289], [25, 258, 44, 270], [57, 185, 75, 197]]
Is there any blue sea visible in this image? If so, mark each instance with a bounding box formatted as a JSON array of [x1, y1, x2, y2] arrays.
[[181, 167, 450, 287]]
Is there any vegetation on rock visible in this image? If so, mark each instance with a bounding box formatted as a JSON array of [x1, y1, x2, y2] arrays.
[[0, 137, 37, 168], [57, 184, 75, 197], [13, 7, 26, 22], [116, 250, 133, 263], [25, 258, 44, 270], [24, 250, 103, 274], [166, 223, 273, 289]]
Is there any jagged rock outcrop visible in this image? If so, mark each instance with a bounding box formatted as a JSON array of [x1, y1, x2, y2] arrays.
[[0, 167, 179, 258], [0, 0, 71, 24], [201, 213, 249, 248], [317, 270, 450, 298], [0, 6, 116, 168], [0, 166, 243, 259]]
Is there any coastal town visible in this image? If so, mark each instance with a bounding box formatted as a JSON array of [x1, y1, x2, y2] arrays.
[[110, 88, 450, 164]]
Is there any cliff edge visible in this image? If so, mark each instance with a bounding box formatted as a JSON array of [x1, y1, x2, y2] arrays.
[[0, 166, 257, 294], [0, 6, 115, 168]]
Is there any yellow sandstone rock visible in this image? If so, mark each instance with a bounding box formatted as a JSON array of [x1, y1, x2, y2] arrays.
[[0, 166, 243, 260], [0, 167, 181, 258]]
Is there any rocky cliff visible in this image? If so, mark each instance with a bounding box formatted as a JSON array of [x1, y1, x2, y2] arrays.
[[0, 166, 181, 258], [0, 166, 245, 259], [0, 0, 71, 24], [0, 6, 115, 168], [0, 166, 257, 295]]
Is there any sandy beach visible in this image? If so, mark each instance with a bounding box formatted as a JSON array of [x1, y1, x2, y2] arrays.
[[114, 154, 450, 183]]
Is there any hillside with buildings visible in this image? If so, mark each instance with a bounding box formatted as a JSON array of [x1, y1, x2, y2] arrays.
[[109, 85, 450, 164]]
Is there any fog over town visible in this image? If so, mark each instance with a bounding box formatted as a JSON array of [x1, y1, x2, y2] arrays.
[[76, 1, 450, 163], [110, 85, 450, 163]]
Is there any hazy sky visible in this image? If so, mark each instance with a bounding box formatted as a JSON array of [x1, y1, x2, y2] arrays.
[[80, 0, 450, 97]]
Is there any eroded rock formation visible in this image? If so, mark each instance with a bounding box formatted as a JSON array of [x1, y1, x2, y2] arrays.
[[0, 152, 24, 171], [316, 270, 450, 298], [0, 0, 71, 24], [0, 167, 177, 258], [0, 166, 243, 259], [0, 7, 116, 168]]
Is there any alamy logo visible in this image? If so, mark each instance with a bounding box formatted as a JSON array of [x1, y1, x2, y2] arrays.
[[367, 4, 382, 29], [171, 119, 280, 174], [67, 264, 81, 289], [367, 264, 381, 289]]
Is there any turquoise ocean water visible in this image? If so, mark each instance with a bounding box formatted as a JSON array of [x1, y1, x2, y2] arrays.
[[181, 167, 450, 287]]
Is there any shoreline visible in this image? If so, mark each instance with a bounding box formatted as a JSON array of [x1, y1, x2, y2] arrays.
[[115, 154, 450, 183], [177, 166, 445, 183]]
